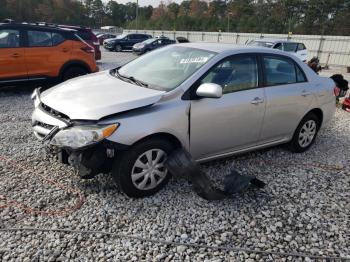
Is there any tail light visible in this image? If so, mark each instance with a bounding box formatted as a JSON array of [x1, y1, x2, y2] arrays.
[[81, 45, 95, 54]]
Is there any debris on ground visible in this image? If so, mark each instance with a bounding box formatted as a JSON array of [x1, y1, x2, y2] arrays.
[[165, 149, 266, 200]]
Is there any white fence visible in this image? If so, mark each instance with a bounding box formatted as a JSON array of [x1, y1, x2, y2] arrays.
[[120, 29, 350, 67]]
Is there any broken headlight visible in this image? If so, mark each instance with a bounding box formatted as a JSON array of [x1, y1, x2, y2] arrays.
[[50, 124, 119, 150]]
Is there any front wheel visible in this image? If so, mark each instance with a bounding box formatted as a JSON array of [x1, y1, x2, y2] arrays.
[[62, 66, 88, 81], [115, 45, 122, 52], [289, 112, 320, 153], [112, 138, 175, 198]]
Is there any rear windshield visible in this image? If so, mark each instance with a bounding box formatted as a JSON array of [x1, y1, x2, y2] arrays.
[[77, 31, 94, 41]]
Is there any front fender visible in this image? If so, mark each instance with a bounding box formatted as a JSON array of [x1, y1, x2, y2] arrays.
[[102, 99, 190, 151]]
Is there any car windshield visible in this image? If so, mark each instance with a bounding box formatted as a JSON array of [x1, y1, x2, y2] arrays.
[[248, 41, 274, 48], [117, 46, 216, 91], [116, 34, 127, 39], [283, 42, 298, 52]]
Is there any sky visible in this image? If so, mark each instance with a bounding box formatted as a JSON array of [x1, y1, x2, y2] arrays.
[[110, 0, 183, 7]]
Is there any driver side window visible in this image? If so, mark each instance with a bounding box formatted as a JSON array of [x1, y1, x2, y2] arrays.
[[201, 55, 258, 94]]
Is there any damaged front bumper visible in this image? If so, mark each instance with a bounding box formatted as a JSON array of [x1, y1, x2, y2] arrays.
[[31, 88, 122, 178]]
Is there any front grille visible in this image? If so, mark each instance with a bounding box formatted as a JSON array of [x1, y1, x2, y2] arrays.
[[41, 103, 70, 122], [36, 121, 54, 130]]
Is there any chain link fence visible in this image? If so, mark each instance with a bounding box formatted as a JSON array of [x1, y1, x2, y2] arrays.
[[97, 28, 350, 67]]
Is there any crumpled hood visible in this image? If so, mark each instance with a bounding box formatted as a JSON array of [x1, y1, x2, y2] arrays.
[[40, 71, 165, 120]]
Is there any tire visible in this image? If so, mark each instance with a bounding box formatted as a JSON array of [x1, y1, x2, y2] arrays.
[[112, 138, 175, 198], [289, 112, 320, 153], [62, 66, 88, 81], [115, 45, 122, 52]]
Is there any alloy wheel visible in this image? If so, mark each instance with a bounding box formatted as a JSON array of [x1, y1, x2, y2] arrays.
[[298, 120, 317, 148], [131, 149, 168, 191]]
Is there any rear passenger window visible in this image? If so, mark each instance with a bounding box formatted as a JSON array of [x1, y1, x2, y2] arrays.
[[0, 29, 20, 48], [263, 56, 300, 86], [52, 33, 65, 45], [28, 30, 52, 47]]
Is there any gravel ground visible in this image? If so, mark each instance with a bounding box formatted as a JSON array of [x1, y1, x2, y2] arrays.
[[0, 50, 350, 261]]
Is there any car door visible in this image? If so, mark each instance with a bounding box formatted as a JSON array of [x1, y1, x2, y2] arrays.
[[24, 29, 71, 78], [190, 54, 266, 160], [259, 54, 313, 143], [0, 27, 27, 82], [126, 34, 139, 49]]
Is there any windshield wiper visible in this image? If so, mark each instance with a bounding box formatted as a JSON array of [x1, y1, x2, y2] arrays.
[[114, 69, 149, 87]]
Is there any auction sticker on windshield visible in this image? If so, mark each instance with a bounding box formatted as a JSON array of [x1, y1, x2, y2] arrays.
[[180, 57, 209, 64]]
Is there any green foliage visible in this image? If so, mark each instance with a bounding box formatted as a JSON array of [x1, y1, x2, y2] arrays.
[[1, 0, 350, 35]]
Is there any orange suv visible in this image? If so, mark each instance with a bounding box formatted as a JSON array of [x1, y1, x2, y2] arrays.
[[0, 22, 98, 86]]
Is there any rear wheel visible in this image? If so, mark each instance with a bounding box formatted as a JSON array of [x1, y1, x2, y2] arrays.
[[289, 112, 320, 153], [112, 138, 175, 198], [62, 66, 88, 81]]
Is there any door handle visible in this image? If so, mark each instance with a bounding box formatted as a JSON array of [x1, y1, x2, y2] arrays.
[[251, 97, 264, 105], [11, 53, 21, 58], [301, 90, 311, 97], [62, 48, 69, 53]]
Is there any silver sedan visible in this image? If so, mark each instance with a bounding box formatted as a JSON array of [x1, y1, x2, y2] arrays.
[[32, 43, 336, 197]]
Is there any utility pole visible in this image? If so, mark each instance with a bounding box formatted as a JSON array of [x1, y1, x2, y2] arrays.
[[227, 12, 232, 32], [136, 0, 139, 30]]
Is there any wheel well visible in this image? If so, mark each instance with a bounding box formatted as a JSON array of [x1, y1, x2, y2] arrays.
[[133, 133, 182, 149], [308, 108, 323, 126], [60, 61, 91, 78]]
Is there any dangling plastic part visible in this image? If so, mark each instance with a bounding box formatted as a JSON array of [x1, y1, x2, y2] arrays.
[[165, 149, 266, 200]]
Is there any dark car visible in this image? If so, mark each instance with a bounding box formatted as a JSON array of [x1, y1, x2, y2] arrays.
[[103, 33, 152, 52], [59, 25, 101, 60], [132, 37, 175, 55], [97, 33, 116, 45], [176, 36, 190, 43]]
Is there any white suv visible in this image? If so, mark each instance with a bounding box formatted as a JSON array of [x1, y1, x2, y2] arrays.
[[247, 39, 308, 62]]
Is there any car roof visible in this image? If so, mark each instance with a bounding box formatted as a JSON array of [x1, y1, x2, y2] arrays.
[[128, 33, 150, 36], [0, 22, 76, 33], [175, 42, 270, 53], [59, 25, 91, 32], [175, 42, 303, 57], [252, 38, 300, 44]]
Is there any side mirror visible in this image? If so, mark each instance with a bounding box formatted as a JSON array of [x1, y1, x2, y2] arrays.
[[196, 83, 222, 98]]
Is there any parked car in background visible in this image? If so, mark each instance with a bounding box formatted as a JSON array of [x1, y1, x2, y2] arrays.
[[132, 36, 175, 55], [59, 25, 101, 60], [103, 33, 152, 52], [247, 39, 308, 62], [176, 36, 190, 43], [32, 43, 335, 197], [97, 33, 116, 45], [0, 22, 98, 86]]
